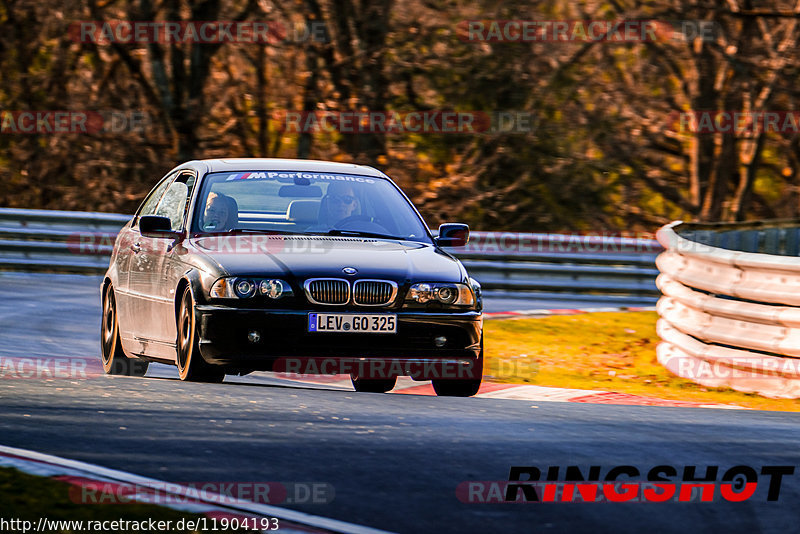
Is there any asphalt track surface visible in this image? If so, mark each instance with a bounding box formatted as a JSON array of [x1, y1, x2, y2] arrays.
[[1, 272, 799, 533]]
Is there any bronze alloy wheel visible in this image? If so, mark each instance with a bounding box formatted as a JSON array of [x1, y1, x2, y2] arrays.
[[101, 285, 148, 377], [176, 286, 225, 383]]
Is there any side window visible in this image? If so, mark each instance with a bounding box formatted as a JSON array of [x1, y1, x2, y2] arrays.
[[138, 174, 175, 217], [154, 172, 195, 230]]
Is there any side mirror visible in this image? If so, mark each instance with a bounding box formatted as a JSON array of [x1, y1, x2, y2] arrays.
[[139, 215, 183, 240], [435, 223, 469, 247]]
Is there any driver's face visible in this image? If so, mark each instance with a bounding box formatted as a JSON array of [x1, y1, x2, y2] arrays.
[[326, 186, 356, 221], [203, 196, 229, 231]]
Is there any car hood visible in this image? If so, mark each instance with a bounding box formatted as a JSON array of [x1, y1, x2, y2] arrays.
[[190, 235, 465, 282]]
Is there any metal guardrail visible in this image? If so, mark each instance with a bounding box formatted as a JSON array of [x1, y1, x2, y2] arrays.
[[0, 208, 661, 303], [656, 220, 800, 399], [0, 208, 130, 274], [452, 232, 660, 303]]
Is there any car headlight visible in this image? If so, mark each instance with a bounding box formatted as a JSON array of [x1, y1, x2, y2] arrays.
[[259, 279, 286, 299], [405, 282, 475, 306], [235, 278, 256, 298], [210, 277, 292, 299], [469, 277, 482, 310], [469, 277, 481, 298]]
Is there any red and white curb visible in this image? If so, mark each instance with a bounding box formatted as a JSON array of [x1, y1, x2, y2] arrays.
[[0, 445, 393, 534], [261, 375, 743, 409], [483, 306, 656, 320], [473, 384, 743, 409]]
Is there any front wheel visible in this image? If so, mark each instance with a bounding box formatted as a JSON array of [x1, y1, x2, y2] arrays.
[[101, 285, 148, 377], [351, 375, 397, 393], [177, 287, 225, 383], [432, 378, 481, 397], [432, 348, 483, 397]]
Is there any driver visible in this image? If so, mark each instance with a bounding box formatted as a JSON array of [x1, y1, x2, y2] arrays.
[[202, 192, 235, 232], [319, 182, 359, 227]]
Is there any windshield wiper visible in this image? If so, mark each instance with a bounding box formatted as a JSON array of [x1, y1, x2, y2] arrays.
[[232, 228, 304, 235], [321, 229, 404, 240], [197, 228, 304, 236]]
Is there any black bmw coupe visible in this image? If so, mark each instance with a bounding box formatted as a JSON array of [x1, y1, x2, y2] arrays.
[[101, 158, 483, 396]]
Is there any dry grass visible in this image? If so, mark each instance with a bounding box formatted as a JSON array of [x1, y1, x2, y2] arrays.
[[484, 311, 800, 412]]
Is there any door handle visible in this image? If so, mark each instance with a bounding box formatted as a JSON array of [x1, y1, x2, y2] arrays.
[[131, 242, 142, 253]]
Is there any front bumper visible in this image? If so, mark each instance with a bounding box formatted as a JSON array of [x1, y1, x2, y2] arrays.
[[195, 305, 482, 370]]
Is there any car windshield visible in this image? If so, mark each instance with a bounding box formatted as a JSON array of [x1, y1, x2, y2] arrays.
[[191, 170, 432, 243]]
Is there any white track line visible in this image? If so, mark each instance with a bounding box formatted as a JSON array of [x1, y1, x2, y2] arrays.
[[0, 445, 394, 534]]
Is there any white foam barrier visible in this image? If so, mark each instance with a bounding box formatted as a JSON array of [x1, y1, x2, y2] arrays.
[[656, 220, 800, 398]]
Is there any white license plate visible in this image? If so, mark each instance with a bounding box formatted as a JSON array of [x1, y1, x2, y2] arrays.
[[308, 313, 397, 334]]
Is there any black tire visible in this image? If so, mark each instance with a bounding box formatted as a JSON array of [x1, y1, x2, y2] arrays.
[[101, 285, 149, 377], [176, 286, 225, 383], [432, 377, 481, 397], [351, 375, 397, 393], [432, 345, 483, 397]]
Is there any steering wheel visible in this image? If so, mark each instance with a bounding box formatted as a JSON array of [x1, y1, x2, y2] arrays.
[[334, 215, 372, 227], [334, 215, 390, 233]]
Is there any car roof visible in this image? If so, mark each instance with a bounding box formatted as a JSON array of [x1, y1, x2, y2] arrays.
[[188, 158, 387, 178]]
